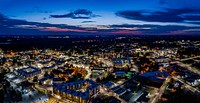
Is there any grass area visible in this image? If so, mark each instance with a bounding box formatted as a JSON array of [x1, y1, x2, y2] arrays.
[[35, 87, 46, 94]]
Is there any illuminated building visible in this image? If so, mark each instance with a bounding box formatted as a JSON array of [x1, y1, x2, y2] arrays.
[[110, 57, 131, 68], [17, 66, 41, 78], [53, 79, 99, 103]]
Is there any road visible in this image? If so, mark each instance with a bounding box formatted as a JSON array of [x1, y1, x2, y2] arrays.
[[47, 94, 76, 103], [170, 56, 200, 75], [170, 56, 200, 92], [172, 76, 200, 93], [180, 56, 200, 61], [178, 62, 200, 75], [47, 96, 58, 103], [149, 76, 171, 103], [148, 74, 200, 103], [129, 88, 145, 103], [100, 86, 128, 103], [85, 66, 91, 79]]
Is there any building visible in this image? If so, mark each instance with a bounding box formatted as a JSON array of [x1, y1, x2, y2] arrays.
[[155, 56, 170, 63], [5, 72, 24, 89], [110, 57, 131, 68], [110, 58, 123, 68], [103, 81, 114, 90], [111, 86, 126, 96], [5, 72, 33, 94], [114, 71, 126, 78], [53, 79, 99, 103], [17, 66, 41, 78], [39, 76, 53, 85], [155, 56, 170, 67]]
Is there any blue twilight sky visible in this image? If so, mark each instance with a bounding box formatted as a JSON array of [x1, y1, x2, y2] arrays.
[[0, 0, 200, 35]]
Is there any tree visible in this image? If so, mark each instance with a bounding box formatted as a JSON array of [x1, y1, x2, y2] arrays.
[[44, 71, 49, 77], [33, 76, 38, 83]]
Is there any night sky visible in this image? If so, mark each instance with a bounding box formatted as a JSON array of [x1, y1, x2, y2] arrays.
[[0, 0, 200, 35]]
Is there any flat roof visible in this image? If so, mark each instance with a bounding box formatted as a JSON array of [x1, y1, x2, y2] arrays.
[[114, 88, 126, 95], [103, 81, 114, 88], [12, 78, 23, 84], [111, 86, 121, 91], [5, 73, 16, 79], [115, 71, 126, 76], [17, 66, 41, 76]]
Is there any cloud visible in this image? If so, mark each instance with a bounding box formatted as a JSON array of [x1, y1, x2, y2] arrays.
[[43, 17, 47, 20], [184, 20, 200, 24], [116, 8, 200, 23], [109, 30, 142, 35], [50, 9, 100, 19], [0, 13, 96, 35], [40, 27, 96, 33], [1, 13, 200, 35], [81, 21, 96, 23], [109, 24, 200, 35]]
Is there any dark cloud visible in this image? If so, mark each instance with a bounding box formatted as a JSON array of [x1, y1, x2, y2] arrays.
[[1, 13, 200, 35], [0, 13, 96, 35], [43, 17, 47, 20], [116, 8, 200, 23], [110, 24, 152, 28], [50, 14, 68, 18], [105, 24, 200, 35], [81, 21, 96, 23], [50, 9, 100, 19], [0, 13, 85, 29]]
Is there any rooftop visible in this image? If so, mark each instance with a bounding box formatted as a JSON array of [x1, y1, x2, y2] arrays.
[[53, 79, 99, 99], [17, 66, 41, 76], [103, 81, 114, 88]]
